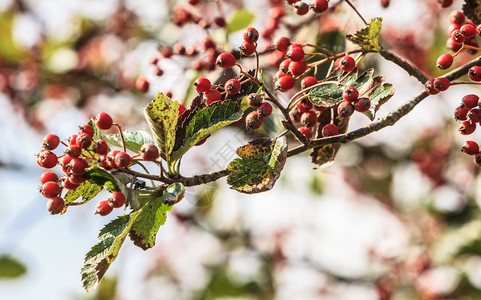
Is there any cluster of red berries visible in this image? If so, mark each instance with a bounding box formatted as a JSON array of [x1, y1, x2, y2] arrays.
[[37, 112, 161, 215], [244, 94, 273, 130], [411, 134, 451, 186], [455, 94, 481, 167]]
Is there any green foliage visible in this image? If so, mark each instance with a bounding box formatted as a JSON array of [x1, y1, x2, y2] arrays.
[[162, 183, 185, 206], [346, 17, 382, 52], [463, 0, 481, 25], [85, 166, 121, 192], [65, 181, 102, 205], [100, 129, 154, 154], [0, 255, 27, 279], [226, 9, 255, 34], [227, 137, 287, 193], [144, 93, 179, 162], [170, 101, 243, 162]]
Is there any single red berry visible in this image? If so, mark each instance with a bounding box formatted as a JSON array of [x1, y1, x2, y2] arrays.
[[214, 16, 226, 28], [294, 1, 309, 15], [41, 181, 61, 198], [150, 56, 159, 65], [68, 134, 78, 146], [153, 66, 164, 76], [354, 97, 371, 112], [108, 192, 126, 208], [298, 126, 313, 139], [337, 101, 355, 118], [243, 27, 259, 43], [114, 151, 131, 168], [205, 89, 222, 104], [468, 108, 481, 123], [95, 200, 113, 216], [41, 171, 58, 185], [321, 124, 339, 137], [257, 102, 273, 118], [68, 157, 88, 175], [78, 124, 94, 138], [279, 59, 291, 73], [459, 120, 476, 135], [468, 66, 481, 82], [462, 94, 479, 108], [247, 93, 263, 108], [461, 24, 476, 39], [69, 174, 87, 185], [381, 0, 390, 8], [296, 98, 313, 113], [275, 75, 295, 92], [274, 36, 291, 52], [300, 111, 317, 127], [59, 156, 72, 173], [462, 140, 480, 155], [135, 76, 150, 93], [93, 140, 109, 155], [245, 111, 264, 129], [239, 42, 256, 56], [216, 53, 236, 68], [185, 46, 198, 57], [339, 56, 356, 72], [201, 37, 216, 50], [289, 60, 307, 76], [42, 134, 60, 150], [286, 46, 304, 62], [290, 107, 302, 123], [301, 76, 317, 89], [310, 0, 328, 13], [437, 0, 453, 8], [424, 78, 439, 95], [160, 47, 173, 58], [436, 53, 453, 70], [76, 132, 92, 149], [46, 197, 65, 215], [95, 112, 113, 130], [106, 150, 120, 169], [188, 0, 199, 5], [450, 29, 466, 44], [140, 143, 160, 161], [433, 77, 450, 92], [65, 145, 82, 158], [454, 105, 470, 121], [474, 153, 481, 167], [178, 104, 186, 116], [62, 177, 80, 190], [342, 86, 359, 103], [37, 150, 58, 169], [225, 79, 241, 95], [173, 43, 186, 55], [449, 10, 465, 25], [194, 77, 211, 93]]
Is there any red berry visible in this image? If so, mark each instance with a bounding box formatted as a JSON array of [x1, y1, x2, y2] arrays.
[[279, 59, 291, 73], [95, 112, 113, 130], [298, 126, 313, 139], [59, 156, 72, 173], [310, 0, 328, 13], [436, 53, 453, 70], [446, 38, 462, 52], [450, 29, 466, 44], [468, 108, 481, 123], [270, 6, 285, 20], [135, 76, 150, 93], [245, 111, 264, 129], [461, 24, 476, 39], [294, 1, 309, 15], [342, 86, 359, 103], [321, 124, 339, 137], [42, 134, 60, 150], [381, 0, 390, 8], [274, 36, 291, 52], [247, 93, 263, 108], [275, 75, 295, 92], [239, 42, 256, 56], [257, 102, 273, 118], [68, 157, 88, 175], [225, 79, 241, 95], [301, 76, 317, 89], [95, 200, 113, 216], [41, 181, 61, 198], [114, 151, 131, 168], [354, 97, 371, 112], [339, 56, 355, 72], [201, 37, 216, 50], [433, 77, 450, 92], [243, 27, 259, 43], [459, 120, 476, 135], [424, 78, 439, 95], [69, 174, 87, 185], [475, 153, 481, 166], [468, 66, 481, 82], [62, 177, 80, 190], [337, 101, 355, 118], [454, 105, 470, 121], [65, 145, 82, 158], [214, 17, 226, 28], [76, 132, 92, 149], [286, 46, 304, 62], [106, 150, 120, 169], [462, 94, 479, 108], [37, 150, 58, 169], [69, 134, 78, 146], [178, 104, 186, 116], [41, 171, 58, 185], [289, 60, 307, 76], [300, 111, 317, 127], [216, 53, 236, 68], [46, 197, 65, 215], [108, 192, 126, 208], [462, 140, 480, 155], [437, 0, 453, 8], [449, 11, 465, 25], [296, 98, 313, 113], [173, 42, 186, 55], [194, 77, 211, 93], [93, 140, 109, 155], [140, 143, 160, 161], [160, 47, 173, 58], [78, 124, 94, 138], [205, 89, 222, 104]]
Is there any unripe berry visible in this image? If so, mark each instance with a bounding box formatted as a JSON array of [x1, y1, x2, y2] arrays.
[[95, 200, 113, 216], [286, 46, 305, 62], [436, 53, 453, 70], [247, 93, 263, 108], [41, 171, 59, 185], [95, 112, 113, 130], [76, 132, 92, 149], [93, 140, 109, 155], [108, 192, 126, 208], [300, 111, 317, 127], [468, 66, 481, 82], [140, 143, 160, 161], [354, 97, 371, 112], [339, 56, 356, 72], [458, 120, 476, 135], [205, 89, 222, 104], [47, 197, 65, 215], [42, 134, 60, 150], [289, 60, 307, 76], [194, 77, 211, 93], [462, 140, 480, 155], [245, 111, 264, 129], [321, 124, 339, 137], [216, 53, 236, 69], [310, 0, 328, 13], [239, 42, 256, 56], [135, 76, 150, 93], [114, 151, 131, 168], [294, 1, 309, 15], [462, 94, 479, 108], [342, 86, 359, 103], [296, 98, 313, 113], [225, 79, 241, 95], [274, 36, 291, 52], [337, 101, 355, 118], [298, 126, 313, 139], [257, 102, 273, 118], [301, 76, 317, 89], [243, 27, 259, 43], [37, 150, 58, 169], [275, 75, 295, 92], [41, 181, 61, 198]]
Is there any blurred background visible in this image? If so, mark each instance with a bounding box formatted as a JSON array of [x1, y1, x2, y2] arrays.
[[1, 0, 481, 299]]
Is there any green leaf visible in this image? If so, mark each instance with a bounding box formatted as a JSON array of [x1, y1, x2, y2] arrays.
[[307, 84, 343, 107], [144, 93, 179, 162], [227, 136, 287, 194], [170, 101, 243, 162], [363, 82, 395, 120], [346, 17, 382, 52], [82, 213, 139, 291], [463, 0, 481, 24], [64, 181, 102, 205], [129, 196, 170, 250], [85, 166, 121, 192], [100, 129, 154, 154], [162, 183, 185, 206], [226, 9, 255, 34], [0, 255, 27, 279]]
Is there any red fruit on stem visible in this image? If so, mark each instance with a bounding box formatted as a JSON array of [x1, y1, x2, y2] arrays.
[[301, 76, 317, 89], [41, 181, 61, 198], [461, 24, 476, 38], [108, 192, 126, 208], [140, 143, 160, 161], [274, 36, 291, 52], [76, 132, 92, 149], [289, 60, 307, 76], [433, 77, 450, 92], [454, 105, 470, 121], [243, 27, 259, 43], [298, 126, 313, 139], [194, 77, 211, 93], [296, 98, 313, 113], [468, 66, 481, 82], [216, 53, 236, 68], [342, 86, 359, 103], [135, 76, 150, 93], [436, 53, 453, 70], [310, 0, 328, 13], [46, 197, 65, 215], [286, 46, 304, 62], [462, 140, 480, 155], [42, 134, 60, 150], [337, 101, 355, 118], [114, 151, 131, 168], [78, 124, 94, 138], [275, 75, 295, 92], [257, 102, 273, 118], [62, 177, 80, 190], [41, 171, 58, 185], [459, 120, 476, 135], [95, 112, 113, 130], [321, 124, 339, 137], [205, 89, 222, 104], [245, 111, 264, 129], [294, 1, 309, 15], [424, 79, 439, 95], [339, 56, 356, 72], [449, 11, 465, 25], [239, 42, 256, 56], [65, 145, 82, 158], [95, 200, 113, 216], [93, 140, 109, 155], [68, 157, 88, 175], [247, 93, 263, 108], [300, 111, 317, 127], [462, 94, 479, 108], [225, 79, 241, 95], [354, 97, 371, 112], [37, 150, 58, 169]]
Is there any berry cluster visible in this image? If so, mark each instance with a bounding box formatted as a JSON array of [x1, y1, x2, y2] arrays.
[[454, 94, 481, 166], [245, 94, 273, 130], [36, 112, 160, 215]]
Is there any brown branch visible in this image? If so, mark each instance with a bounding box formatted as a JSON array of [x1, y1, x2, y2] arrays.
[[378, 48, 430, 84]]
